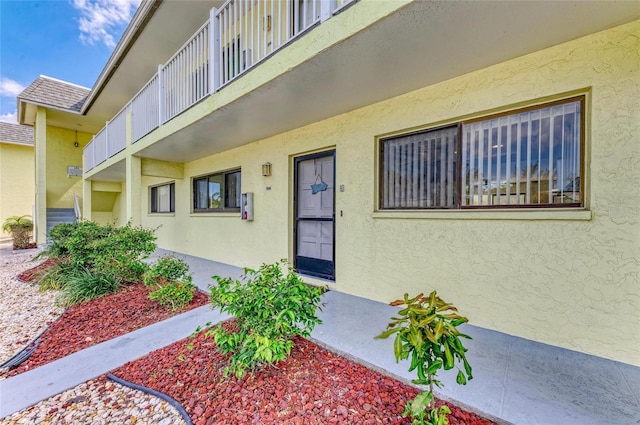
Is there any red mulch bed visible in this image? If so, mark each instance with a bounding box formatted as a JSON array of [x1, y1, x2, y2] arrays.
[[3, 271, 208, 378], [12, 242, 38, 250], [17, 258, 58, 282], [112, 321, 495, 425], [12, 261, 495, 424]]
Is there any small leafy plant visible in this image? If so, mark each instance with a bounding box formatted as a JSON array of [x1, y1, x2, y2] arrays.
[[2, 215, 33, 249], [376, 291, 472, 425], [208, 260, 326, 378], [144, 256, 195, 311]]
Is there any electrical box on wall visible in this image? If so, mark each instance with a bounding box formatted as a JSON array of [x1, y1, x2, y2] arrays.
[[241, 192, 254, 221]]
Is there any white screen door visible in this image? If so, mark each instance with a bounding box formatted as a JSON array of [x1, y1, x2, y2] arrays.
[[294, 151, 335, 280]]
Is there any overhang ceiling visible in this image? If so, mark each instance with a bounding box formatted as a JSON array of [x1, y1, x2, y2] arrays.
[[130, 0, 640, 164], [85, 0, 223, 130]]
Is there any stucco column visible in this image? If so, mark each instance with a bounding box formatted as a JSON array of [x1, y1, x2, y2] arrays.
[[34, 108, 47, 244], [82, 179, 92, 221], [126, 155, 142, 225]]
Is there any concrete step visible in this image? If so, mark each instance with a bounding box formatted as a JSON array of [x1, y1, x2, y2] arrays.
[[46, 209, 75, 218], [46, 209, 76, 239]]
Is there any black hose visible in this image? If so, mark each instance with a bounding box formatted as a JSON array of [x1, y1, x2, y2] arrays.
[[106, 373, 193, 425]]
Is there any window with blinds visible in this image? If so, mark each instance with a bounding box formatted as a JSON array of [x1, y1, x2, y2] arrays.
[[381, 126, 458, 209], [379, 97, 583, 210]]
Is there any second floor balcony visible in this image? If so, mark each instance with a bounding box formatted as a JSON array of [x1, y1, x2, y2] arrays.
[[84, 0, 358, 173], [82, 0, 639, 179]]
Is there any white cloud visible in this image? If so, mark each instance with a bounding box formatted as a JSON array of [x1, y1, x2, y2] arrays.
[[0, 77, 25, 97], [72, 0, 141, 49], [0, 111, 18, 123]]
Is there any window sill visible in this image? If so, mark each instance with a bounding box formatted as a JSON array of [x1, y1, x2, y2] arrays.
[[189, 212, 240, 218], [148, 212, 175, 217], [372, 208, 592, 221], [298, 273, 335, 286]]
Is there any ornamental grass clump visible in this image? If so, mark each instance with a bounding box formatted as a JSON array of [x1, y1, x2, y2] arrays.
[[208, 260, 326, 378], [144, 256, 195, 311], [376, 291, 473, 425]]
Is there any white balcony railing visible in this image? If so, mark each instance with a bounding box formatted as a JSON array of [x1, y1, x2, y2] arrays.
[[215, 0, 322, 87], [84, 0, 357, 172], [107, 104, 128, 157], [93, 128, 108, 166], [163, 21, 210, 122], [131, 75, 160, 143], [84, 141, 95, 171]]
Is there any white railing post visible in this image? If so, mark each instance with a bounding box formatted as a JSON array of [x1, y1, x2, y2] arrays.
[[105, 120, 109, 156], [321, 0, 333, 22], [91, 136, 96, 168], [157, 64, 164, 124], [210, 7, 220, 93]]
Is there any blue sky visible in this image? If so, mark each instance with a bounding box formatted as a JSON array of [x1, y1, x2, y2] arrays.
[[0, 0, 141, 123]]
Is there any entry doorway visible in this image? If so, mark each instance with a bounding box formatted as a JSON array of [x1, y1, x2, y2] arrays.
[[294, 151, 335, 280]]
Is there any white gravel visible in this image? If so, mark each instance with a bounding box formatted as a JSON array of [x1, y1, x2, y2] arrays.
[[0, 378, 186, 425], [0, 250, 62, 366], [0, 247, 187, 425]]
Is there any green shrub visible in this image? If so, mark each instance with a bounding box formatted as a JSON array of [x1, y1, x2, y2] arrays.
[[39, 221, 111, 264], [149, 281, 195, 311], [144, 256, 195, 311], [208, 260, 326, 378], [35, 221, 157, 305], [375, 291, 472, 425], [89, 223, 156, 284], [144, 256, 191, 287], [56, 269, 119, 307]]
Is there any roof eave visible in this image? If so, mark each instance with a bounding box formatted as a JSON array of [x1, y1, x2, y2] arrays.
[[0, 140, 35, 148], [18, 97, 83, 126], [81, 0, 163, 114]]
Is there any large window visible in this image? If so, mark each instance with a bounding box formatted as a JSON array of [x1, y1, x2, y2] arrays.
[[150, 183, 175, 213], [380, 97, 583, 209], [193, 169, 241, 212]]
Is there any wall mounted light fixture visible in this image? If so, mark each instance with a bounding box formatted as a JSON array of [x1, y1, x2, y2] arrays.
[[262, 162, 272, 177]]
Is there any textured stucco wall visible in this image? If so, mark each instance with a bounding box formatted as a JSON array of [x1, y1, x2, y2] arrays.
[[0, 143, 35, 240], [138, 21, 638, 365], [45, 126, 90, 208]]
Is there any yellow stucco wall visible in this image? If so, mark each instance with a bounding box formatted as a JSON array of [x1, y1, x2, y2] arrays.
[[0, 143, 35, 240], [131, 20, 639, 365], [45, 126, 91, 208]]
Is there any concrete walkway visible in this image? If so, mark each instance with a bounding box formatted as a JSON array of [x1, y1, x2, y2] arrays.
[[1, 248, 639, 424]]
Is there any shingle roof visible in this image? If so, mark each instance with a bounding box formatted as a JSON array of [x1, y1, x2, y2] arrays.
[[0, 122, 34, 146], [18, 76, 90, 113]]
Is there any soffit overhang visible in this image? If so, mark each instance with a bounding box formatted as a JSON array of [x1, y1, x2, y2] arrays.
[[133, 0, 640, 164]]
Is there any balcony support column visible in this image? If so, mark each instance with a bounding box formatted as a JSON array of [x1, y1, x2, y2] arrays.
[[34, 107, 47, 245], [125, 155, 142, 226], [82, 179, 92, 221]]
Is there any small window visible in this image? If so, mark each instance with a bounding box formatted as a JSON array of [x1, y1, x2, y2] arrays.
[[380, 97, 584, 210], [150, 183, 175, 213], [193, 169, 241, 212]]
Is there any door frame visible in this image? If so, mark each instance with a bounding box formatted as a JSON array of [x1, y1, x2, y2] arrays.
[[293, 150, 336, 280]]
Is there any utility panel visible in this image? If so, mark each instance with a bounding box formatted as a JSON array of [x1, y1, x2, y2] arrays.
[[241, 192, 254, 221]]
